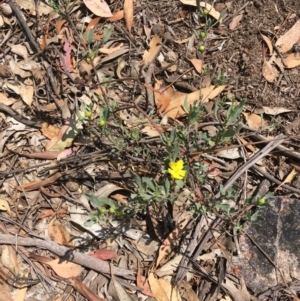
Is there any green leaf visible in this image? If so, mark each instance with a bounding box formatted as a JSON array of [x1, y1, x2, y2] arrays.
[[86, 29, 94, 45], [175, 180, 184, 188], [130, 170, 142, 188], [165, 178, 170, 194], [222, 128, 235, 142], [226, 100, 245, 125], [142, 177, 155, 191], [84, 194, 115, 208], [102, 28, 112, 44], [172, 144, 179, 162]]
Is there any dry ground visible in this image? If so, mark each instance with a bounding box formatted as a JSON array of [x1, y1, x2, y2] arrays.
[[0, 0, 300, 301]]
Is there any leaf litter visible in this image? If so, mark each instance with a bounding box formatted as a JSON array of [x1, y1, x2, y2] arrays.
[[0, 0, 300, 301]]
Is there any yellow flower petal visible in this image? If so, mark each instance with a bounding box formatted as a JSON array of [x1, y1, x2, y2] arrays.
[[169, 159, 184, 170], [168, 165, 186, 180], [168, 160, 186, 180]]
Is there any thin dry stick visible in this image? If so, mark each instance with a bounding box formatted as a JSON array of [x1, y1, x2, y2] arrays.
[[215, 134, 286, 197], [252, 164, 300, 195], [0, 234, 135, 280]]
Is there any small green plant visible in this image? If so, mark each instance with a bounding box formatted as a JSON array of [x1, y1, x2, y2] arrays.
[[48, 0, 67, 18], [195, 0, 226, 57], [215, 71, 228, 86], [82, 27, 112, 62], [199, 31, 206, 39], [198, 45, 206, 53], [79, 72, 268, 235]]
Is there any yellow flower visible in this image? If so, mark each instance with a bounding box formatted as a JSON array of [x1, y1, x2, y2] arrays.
[[168, 159, 186, 180]]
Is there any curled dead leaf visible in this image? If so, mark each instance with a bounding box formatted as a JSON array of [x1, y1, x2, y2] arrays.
[[143, 35, 162, 65], [229, 14, 243, 30], [48, 217, 73, 247], [243, 112, 268, 130], [47, 259, 81, 278], [83, 0, 113, 17], [123, 0, 133, 31], [164, 85, 226, 119], [189, 58, 203, 74], [275, 19, 300, 54], [107, 10, 124, 22], [262, 59, 278, 83], [0, 198, 11, 215], [261, 34, 273, 55], [284, 53, 300, 69]]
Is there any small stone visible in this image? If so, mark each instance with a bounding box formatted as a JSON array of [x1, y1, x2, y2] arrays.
[[66, 181, 79, 192], [151, 24, 164, 35], [165, 50, 178, 63], [0, 3, 12, 16]]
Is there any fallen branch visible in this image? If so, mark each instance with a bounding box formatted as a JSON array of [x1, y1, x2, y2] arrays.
[[0, 234, 135, 280]]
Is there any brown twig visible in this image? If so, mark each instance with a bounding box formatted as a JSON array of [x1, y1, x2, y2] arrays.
[[252, 164, 300, 195], [0, 234, 135, 280]]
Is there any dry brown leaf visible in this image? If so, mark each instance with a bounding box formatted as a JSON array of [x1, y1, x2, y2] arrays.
[[262, 106, 293, 115], [107, 10, 124, 22], [0, 64, 12, 77], [0, 93, 17, 106], [158, 278, 182, 301], [137, 262, 153, 297], [276, 168, 296, 191], [9, 60, 31, 78], [16, 172, 62, 192], [123, 0, 133, 31], [1, 246, 24, 276], [216, 148, 241, 159], [164, 85, 226, 119], [0, 198, 11, 215], [36, 209, 67, 220], [68, 277, 106, 301], [154, 80, 174, 112], [99, 47, 129, 64], [0, 284, 13, 301], [86, 17, 101, 31], [261, 34, 273, 55], [99, 43, 124, 54], [47, 259, 81, 278], [179, 0, 222, 22], [176, 280, 199, 301], [243, 112, 268, 130], [174, 37, 190, 44], [110, 193, 128, 206], [108, 269, 134, 301], [283, 53, 300, 69], [55, 19, 66, 34], [15, 0, 54, 15], [7, 43, 28, 59], [148, 273, 169, 301], [149, 273, 181, 301], [141, 125, 163, 137], [155, 227, 180, 268], [14, 287, 27, 301], [229, 14, 243, 30], [275, 19, 300, 54], [5, 81, 34, 106], [236, 135, 256, 153], [161, 61, 177, 72], [48, 217, 73, 247], [143, 35, 162, 65], [189, 58, 203, 73], [262, 59, 278, 82], [83, 0, 112, 17]]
